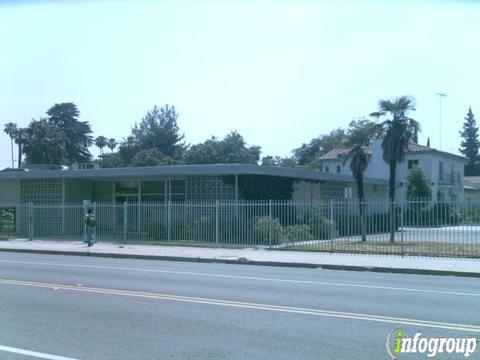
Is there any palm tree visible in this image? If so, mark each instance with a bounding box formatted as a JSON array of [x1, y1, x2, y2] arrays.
[[371, 96, 420, 242], [3, 122, 18, 168], [107, 138, 117, 154], [343, 145, 370, 241], [15, 128, 28, 168], [95, 136, 108, 156]]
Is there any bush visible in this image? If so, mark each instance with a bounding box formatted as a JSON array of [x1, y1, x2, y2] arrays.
[[306, 206, 337, 239], [405, 203, 461, 227], [254, 216, 285, 244], [284, 224, 314, 242]]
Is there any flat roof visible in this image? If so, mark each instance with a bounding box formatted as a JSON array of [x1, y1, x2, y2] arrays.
[[0, 164, 388, 185]]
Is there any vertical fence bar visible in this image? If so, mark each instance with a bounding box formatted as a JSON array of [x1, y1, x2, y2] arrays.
[[400, 200, 404, 257], [215, 200, 219, 246], [167, 201, 171, 242], [123, 201, 127, 241], [268, 199, 272, 248], [330, 199, 334, 253], [28, 202, 33, 241]]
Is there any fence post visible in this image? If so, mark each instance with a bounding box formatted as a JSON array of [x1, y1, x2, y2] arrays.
[[123, 201, 128, 240], [268, 200, 272, 248], [28, 202, 33, 241], [215, 200, 219, 246], [167, 201, 171, 242], [400, 200, 404, 257], [330, 199, 334, 253]]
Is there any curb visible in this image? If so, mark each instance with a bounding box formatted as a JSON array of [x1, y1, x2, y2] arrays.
[[1, 248, 479, 278]]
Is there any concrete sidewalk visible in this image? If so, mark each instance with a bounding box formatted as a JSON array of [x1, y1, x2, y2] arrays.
[[0, 239, 479, 277]]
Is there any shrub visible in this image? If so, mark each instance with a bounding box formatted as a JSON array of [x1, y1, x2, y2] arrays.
[[254, 216, 285, 244], [405, 203, 461, 227], [306, 206, 337, 239], [284, 224, 314, 242]]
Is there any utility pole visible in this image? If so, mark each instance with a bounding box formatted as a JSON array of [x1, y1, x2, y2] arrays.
[[435, 92, 447, 150]]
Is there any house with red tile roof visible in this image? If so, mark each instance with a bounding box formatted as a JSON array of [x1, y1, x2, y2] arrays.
[[318, 140, 467, 201]]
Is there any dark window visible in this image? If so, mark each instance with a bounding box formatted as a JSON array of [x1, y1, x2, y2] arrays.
[[115, 181, 138, 194], [408, 159, 419, 169], [141, 180, 165, 194], [439, 161, 444, 181], [336, 165, 341, 173], [325, 166, 330, 173]]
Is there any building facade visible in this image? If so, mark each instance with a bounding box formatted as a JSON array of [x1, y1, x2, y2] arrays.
[[318, 140, 466, 201]]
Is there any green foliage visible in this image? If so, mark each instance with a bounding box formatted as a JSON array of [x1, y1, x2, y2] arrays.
[[261, 155, 296, 168], [306, 206, 337, 239], [131, 105, 186, 158], [130, 148, 174, 167], [405, 203, 461, 226], [254, 216, 285, 244], [292, 118, 378, 166], [406, 165, 432, 199], [95, 136, 108, 155], [47, 103, 93, 163], [284, 224, 314, 242], [459, 107, 480, 176], [23, 119, 68, 164], [184, 131, 260, 165]]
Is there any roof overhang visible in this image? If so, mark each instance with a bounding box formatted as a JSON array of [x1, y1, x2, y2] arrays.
[[0, 164, 388, 186]]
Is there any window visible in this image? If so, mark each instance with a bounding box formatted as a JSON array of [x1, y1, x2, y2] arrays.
[[336, 165, 341, 173], [325, 166, 330, 173], [439, 161, 444, 181], [408, 159, 419, 169]]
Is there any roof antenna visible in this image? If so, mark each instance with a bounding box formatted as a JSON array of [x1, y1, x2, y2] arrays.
[[435, 92, 447, 150]]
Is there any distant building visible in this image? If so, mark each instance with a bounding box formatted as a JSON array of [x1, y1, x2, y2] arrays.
[[464, 177, 480, 204], [318, 140, 467, 201]]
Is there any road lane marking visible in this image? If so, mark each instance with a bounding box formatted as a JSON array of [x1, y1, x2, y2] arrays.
[[1, 278, 480, 334], [1, 259, 479, 297], [0, 345, 78, 360]]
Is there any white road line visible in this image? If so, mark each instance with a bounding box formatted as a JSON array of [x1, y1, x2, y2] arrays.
[[1, 278, 480, 334], [0, 345, 78, 360], [1, 259, 479, 297]]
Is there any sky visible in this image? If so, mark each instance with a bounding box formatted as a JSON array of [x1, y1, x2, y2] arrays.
[[1, 0, 480, 169]]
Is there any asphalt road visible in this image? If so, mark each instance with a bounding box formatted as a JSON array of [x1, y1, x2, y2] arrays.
[[0, 252, 479, 360]]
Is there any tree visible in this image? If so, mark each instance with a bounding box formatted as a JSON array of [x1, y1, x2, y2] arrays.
[[107, 138, 117, 154], [346, 118, 380, 146], [343, 145, 370, 241], [23, 119, 67, 164], [95, 136, 108, 156], [14, 128, 28, 168], [459, 107, 480, 176], [292, 119, 378, 166], [3, 122, 18, 168], [184, 131, 260, 165], [118, 136, 139, 166], [132, 105, 186, 159], [47, 103, 93, 163], [293, 128, 347, 165], [130, 148, 173, 167], [406, 165, 432, 200], [371, 96, 419, 242], [261, 156, 296, 168]]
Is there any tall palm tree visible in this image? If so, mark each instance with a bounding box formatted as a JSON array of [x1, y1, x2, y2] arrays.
[[343, 145, 370, 241], [95, 136, 108, 156], [107, 138, 117, 154], [4, 122, 18, 168], [15, 128, 28, 168], [371, 96, 420, 242]]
